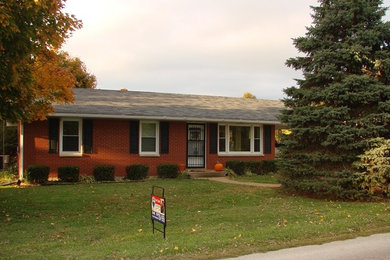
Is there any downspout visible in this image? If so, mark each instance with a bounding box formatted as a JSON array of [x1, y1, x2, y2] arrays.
[[18, 121, 24, 181]]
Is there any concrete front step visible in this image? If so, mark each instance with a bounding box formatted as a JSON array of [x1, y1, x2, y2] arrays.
[[186, 169, 227, 178]]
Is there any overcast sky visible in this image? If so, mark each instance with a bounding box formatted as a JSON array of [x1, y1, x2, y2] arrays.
[[63, 0, 390, 100]]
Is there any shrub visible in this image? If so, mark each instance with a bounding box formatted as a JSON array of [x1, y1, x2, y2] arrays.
[[26, 165, 50, 184], [261, 160, 278, 174], [126, 164, 149, 180], [246, 161, 262, 174], [157, 164, 179, 178], [245, 160, 278, 175], [354, 138, 390, 198], [93, 165, 115, 181], [225, 160, 245, 175], [58, 166, 80, 182], [0, 170, 18, 183]]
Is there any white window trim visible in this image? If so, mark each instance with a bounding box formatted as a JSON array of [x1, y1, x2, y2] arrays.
[[139, 120, 160, 156], [59, 118, 83, 157], [218, 123, 264, 156]]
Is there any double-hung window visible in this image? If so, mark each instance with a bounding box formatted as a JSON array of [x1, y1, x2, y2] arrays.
[[219, 125, 226, 152], [218, 124, 263, 155], [140, 121, 159, 156], [60, 118, 82, 156]]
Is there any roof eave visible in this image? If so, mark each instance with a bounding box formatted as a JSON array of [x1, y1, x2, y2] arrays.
[[49, 112, 281, 125]]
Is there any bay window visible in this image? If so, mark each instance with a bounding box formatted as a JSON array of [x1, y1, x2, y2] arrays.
[[218, 124, 263, 155], [229, 126, 251, 152]]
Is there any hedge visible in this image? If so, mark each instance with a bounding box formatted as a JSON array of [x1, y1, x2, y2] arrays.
[[226, 160, 278, 175], [58, 166, 80, 182], [125, 164, 149, 180], [225, 161, 246, 175], [93, 165, 115, 181], [246, 161, 262, 174], [26, 165, 50, 184], [157, 164, 179, 178], [260, 160, 277, 174]]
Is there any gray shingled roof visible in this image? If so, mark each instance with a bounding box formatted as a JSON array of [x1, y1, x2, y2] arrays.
[[51, 89, 284, 123]]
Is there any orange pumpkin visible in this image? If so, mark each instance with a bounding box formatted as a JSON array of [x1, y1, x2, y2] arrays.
[[214, 162, 223, 171], [178, 163, 186, 172]]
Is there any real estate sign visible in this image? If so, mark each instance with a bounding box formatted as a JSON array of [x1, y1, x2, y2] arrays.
[[151, 186, 166, 238], [151, 194, 165, 224]]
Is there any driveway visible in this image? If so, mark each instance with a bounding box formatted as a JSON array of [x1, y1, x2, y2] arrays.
[[224, 233, 390, 260]]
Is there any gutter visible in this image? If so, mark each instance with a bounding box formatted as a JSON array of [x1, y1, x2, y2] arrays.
[[48, 113, 282, 125]]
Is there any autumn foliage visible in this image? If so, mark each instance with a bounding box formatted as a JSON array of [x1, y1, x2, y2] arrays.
[[242, 92, 256, 99], [30, 51, 76, 120], [0, 0, 82, 122]]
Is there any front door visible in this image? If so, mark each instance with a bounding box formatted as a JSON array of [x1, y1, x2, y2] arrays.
[[187, 124, 205, 168]]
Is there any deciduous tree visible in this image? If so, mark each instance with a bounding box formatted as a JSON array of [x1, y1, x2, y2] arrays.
[[279, 0, 390, 199], [242, 92, 256, 99], [58, 51, 96, 89], [0, 0, 82, 122]]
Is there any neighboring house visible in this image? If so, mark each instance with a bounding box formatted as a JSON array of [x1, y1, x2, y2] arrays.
[[18, 89, 284, 178]]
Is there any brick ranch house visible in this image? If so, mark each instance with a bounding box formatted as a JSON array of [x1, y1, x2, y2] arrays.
[[18, 89, 284, 178]]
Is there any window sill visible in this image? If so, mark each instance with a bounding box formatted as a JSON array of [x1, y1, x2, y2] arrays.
[[139, 153, 160, 157], [59, 152, 83, 157], [218, 152, 264, 157]]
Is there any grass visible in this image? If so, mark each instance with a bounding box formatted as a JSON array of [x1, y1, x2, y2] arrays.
[[0, 179, 389, 259], [231, 174, 279, 184]]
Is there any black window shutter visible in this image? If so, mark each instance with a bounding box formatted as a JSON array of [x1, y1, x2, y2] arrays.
[[209, 123, 217, 154], [264, 125, 272, 154], [48, 118, 59, 153], [83, 119, 93, 154], [129, 120, 139, 154], [160, 121, 169, 154]]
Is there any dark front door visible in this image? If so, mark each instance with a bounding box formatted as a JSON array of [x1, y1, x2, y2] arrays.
[[187, 124, 205, 168]]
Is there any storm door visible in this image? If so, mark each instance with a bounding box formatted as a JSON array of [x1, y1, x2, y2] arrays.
[[187, 124, 205, 168]]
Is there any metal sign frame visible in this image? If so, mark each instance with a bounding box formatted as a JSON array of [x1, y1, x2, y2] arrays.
[[151, 186, 166, 239]]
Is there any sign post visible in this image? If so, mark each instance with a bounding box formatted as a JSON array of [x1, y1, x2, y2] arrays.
[[151, 186, 166, 239]]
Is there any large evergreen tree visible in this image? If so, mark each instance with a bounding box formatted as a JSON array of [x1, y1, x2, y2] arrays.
[[279, 0, 390, 199]]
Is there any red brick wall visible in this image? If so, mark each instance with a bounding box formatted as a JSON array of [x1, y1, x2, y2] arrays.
[[22, 119, 275, 177]]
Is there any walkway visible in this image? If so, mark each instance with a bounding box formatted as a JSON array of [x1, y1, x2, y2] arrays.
[[224, 232, 390, 260], [197, 176, 281, 188]]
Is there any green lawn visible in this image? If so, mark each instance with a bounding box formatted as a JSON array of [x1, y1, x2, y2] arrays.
[[231, 174, 279, 184], [1, 179, 389, 259]]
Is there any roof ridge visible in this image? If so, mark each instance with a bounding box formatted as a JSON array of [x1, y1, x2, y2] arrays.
[[72, 88, 282, 102]]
